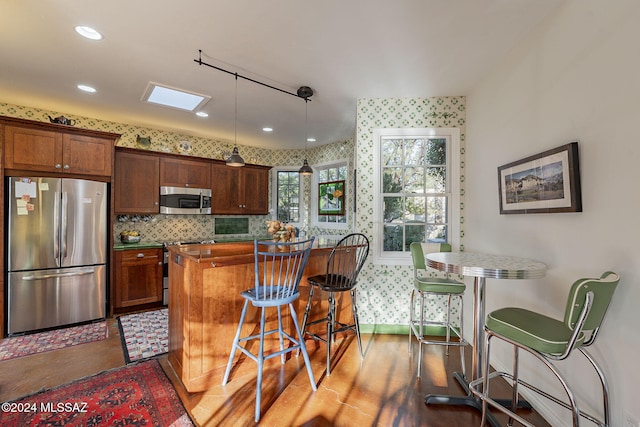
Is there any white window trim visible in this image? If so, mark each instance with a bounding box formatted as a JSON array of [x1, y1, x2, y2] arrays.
[[310, 159, 350, 231], [271, 166, 305, 228], [372, 127, 461, 266]]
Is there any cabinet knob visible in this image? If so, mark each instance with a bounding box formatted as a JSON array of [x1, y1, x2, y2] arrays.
[[137, 253, 145, 258], [55, 164, 62, 169], [63, 164, 70, 170], [185, 183, 189, 187]]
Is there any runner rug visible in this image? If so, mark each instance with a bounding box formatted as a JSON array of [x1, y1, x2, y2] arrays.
[[0, 321, 107, 361], [0, 359, 193, 426], [117, 308, 168, 363]]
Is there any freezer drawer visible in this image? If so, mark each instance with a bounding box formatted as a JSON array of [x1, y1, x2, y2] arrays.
[[7, 265, 106, 335]]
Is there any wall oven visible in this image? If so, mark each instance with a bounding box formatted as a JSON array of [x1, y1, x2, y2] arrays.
[[160, 186, 212, 215]]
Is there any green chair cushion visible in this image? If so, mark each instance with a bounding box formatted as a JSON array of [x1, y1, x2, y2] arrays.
[[486, 307, 584, 355], [415, 276, 465, 294]]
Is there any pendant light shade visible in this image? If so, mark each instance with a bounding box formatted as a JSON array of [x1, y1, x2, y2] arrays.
[[299, 158, 313, 175], [227, 74, 245, 167], [299, 93, 313, 175], [226, 146, 245, 167]]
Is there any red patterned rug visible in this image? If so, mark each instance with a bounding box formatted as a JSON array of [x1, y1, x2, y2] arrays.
[[0, 322, 108, 361], [0, 359, 193, 426]]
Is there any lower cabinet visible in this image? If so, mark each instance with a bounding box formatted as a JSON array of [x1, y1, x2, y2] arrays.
[[114, 248, 163, 309]]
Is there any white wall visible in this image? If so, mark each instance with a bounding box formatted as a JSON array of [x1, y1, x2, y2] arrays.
[[465, 0, 640, 425]]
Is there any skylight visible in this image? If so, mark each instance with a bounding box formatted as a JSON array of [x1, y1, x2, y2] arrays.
[[141, 82, 211, 112]]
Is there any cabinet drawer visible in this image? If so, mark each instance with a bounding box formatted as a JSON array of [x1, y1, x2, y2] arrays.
[[118, 248, 161, 263]]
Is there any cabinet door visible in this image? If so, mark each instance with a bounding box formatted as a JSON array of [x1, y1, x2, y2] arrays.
[[114, 150, 160, 214], [4, 126, 63, 172], [63, 133, 113, 176], [160, 157, 211, 188], [211, 163, 243, 214], [243, 167, 269, 214], [115, 249, 162, 308]]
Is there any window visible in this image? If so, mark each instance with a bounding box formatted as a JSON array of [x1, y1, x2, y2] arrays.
[[312, 161, 349, 229], [373, 128, 460, 265], [273, 169, 301, 225]]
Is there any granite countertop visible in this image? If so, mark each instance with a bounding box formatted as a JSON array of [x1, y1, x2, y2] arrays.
[[113, 240, 164, 250], [167, 236, 343, 267]]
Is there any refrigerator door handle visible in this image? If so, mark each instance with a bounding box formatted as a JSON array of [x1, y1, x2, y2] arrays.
[[53, 191, 60, 264], [61, 191, 68, 259], [21, 268, 95, 281]]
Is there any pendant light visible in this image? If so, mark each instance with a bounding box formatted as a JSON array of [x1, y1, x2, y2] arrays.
[[298, 87, 313, 175], [226, 74, 245, 167]]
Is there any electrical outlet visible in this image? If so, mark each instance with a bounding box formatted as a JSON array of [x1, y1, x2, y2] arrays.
[[625, 412, 640, 427]]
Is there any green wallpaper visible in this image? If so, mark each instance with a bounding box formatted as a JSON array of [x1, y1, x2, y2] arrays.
[[1, 98, 465, 328], [354, 97, 466, 326]]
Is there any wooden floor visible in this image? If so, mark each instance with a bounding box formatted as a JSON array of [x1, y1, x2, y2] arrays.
[[0, 318, 551, 426]]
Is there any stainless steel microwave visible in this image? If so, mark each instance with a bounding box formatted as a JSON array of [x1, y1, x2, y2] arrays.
[[160, 186, 212, 214]]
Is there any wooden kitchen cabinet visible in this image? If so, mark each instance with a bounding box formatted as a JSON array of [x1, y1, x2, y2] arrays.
[[160, 157, 211, 188], [114, 248, 163, 309], [3, 121, 116, 177], [210, 163, 270, 214], [114, 149, 160, 214]]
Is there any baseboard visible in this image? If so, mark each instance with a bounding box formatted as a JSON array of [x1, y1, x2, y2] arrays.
[[359, 324, 449, 336]]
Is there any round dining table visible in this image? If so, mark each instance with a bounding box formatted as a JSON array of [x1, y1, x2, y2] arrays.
[[424, 251, 547, 426]]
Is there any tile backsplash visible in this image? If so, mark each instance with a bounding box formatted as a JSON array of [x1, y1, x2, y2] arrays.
[[114, 214, 267, 242]]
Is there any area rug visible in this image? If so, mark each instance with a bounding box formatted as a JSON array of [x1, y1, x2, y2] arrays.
[[117, 308, 168, 363], [0, 321, 107, 361], [0, 359, 193, 426]]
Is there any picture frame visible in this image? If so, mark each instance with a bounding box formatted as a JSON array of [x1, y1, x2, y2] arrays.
[[318, 180, 345, 215], [498, 142, 582, 214]]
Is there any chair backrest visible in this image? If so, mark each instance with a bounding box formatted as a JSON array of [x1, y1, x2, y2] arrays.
[[563, 271, 620, 346], [322, 233, 370, 291], [253, 237, 315, 302], [410, 242, 452, 271]]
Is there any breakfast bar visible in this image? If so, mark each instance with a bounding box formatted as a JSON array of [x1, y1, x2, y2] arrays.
[[166, 238, 349, 392]]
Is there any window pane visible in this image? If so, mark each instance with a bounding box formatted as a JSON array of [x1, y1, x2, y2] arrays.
[[426, 138, 447, 165], [382, 139, 403, 166], [382, 167, 403, 193], [404, 196, 425, 222], [426, 167, 446, 193], [405, 224, 425, 250], [404, 167, 424, 193], [426, 196, 447, 224], [383, 196, 403, 223], [383, 224, 403, 251], [427, 225, 447, 243], [404, 138, 423, 165], [277, 171, 299, 223]]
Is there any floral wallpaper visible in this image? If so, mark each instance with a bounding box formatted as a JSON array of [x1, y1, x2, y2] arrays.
[[354, 97, 466, 330], [1, 98, 464, 330]]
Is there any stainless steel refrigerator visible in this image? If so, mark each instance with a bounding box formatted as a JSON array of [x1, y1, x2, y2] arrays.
[[6, 177, 107, 335]]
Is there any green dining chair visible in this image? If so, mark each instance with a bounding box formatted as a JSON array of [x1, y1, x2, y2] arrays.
[[470, 271, 620, 427], [408, 242, 466, 379]]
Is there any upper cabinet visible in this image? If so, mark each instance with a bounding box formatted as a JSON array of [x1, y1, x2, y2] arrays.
[[211, 163, 270, 215], [114, 149, 160, 214], [160, 157, 211, 188], [2, 117, 118, 177]]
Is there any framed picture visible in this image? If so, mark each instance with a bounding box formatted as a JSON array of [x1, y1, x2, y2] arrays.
[[318, 180, 345, 215], [498, 142, 582, 214]]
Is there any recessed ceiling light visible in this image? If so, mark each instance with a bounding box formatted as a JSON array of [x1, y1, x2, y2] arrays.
[[196, 111, 208, 117], [75, 26, 102, 40], [262, 127, 273, 132], [77, 84, 96, 93], [307, 137, 316, 142], [141, 82, 211, 112]]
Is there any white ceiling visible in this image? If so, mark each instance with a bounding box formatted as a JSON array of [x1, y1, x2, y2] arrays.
[[0, 0, 564, 150]]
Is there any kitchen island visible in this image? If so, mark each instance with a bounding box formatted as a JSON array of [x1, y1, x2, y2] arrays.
[[166, 238, 351, 392]]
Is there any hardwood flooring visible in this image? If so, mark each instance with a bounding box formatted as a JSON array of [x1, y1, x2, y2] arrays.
[[0, 318, 551, 426]]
